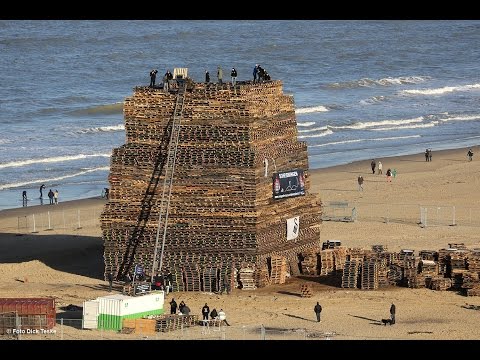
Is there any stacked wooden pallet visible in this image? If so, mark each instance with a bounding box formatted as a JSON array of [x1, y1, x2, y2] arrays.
[[466, 286, 480, 296], [461, 271, 479, 292], [333, 247, 348, 271], [300, 284, 313, 297], [347, 248, 366, 261], [270, 256, 287, 284], [388, 264, 403, 285], [202, 267, 218, 293], [155, 314, 198, 332], [371, 245, 387, 253], [377, 259, 389, 287], [255, 265, 270, 288], [122, 318, 156, 334], [361, 259, 379, 290], [300, 252, 318, 275], [342, 260, 360, 288], [449, 251, 469, 271], [429, 277, 452, 291], [438, 248, 456, 276], [239, 266, 256, 290], [419, 250, 439, 261], [419, 259, 438, 277], [451, 269, 468, 290], [448, 242, 467, 250], [320, 249, 336, 276], [101, 80, 322, 288], [322, 240, 341, 250], [467, 251, 480, 272]]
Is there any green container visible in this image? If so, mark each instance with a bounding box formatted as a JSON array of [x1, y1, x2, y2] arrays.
[[98, 308, 164, 331]]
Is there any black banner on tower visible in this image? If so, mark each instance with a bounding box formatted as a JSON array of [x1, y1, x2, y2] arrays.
[[272, 169, 305, 200]]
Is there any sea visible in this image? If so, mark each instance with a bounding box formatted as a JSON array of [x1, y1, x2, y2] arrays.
[[1, 20, 480, 210]]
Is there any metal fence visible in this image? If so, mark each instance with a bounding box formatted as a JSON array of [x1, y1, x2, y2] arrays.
[[323, 201, 480, 227], [15, 208, 101, 234], [0, 317, 337, 340]]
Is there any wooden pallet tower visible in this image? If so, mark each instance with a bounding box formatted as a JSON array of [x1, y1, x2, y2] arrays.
[[101, 76, 322, 289]]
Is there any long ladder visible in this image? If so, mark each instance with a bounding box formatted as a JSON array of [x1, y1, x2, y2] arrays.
[[151, 83, 186, 278]]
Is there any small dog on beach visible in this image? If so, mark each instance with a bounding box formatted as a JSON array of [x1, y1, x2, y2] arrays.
[[381, 318, 393, 326]]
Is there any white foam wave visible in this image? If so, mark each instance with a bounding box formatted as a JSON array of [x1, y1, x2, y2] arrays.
[[331, 117, 424, 130], [401, 83, 480, 96], [297, 122, 316, 127], [298, 126, 329, 134], [0, 154, 111, 169], [298, 129, 333, 139], [371, 122, 438, 131], [0, 166, 110, 190], [295, 105, 329, 114], [359, 95, 387, 105], [0, 138, 11, 145], [310, 135, 421, 148], [330, 76, 429, 88], [441, 114, 480, 122], [75, 124, 125, 134]]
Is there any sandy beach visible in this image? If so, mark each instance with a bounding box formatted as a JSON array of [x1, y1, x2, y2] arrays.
[[1, 146, 480, 340]]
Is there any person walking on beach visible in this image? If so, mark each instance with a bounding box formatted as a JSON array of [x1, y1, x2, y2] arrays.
[[107, 272, 114, 292], [22, 190, 27, 207], [202, 303, 210, 321], [230, 67, 237, 86], [205, 70, 210, 83], [386, 168, 392, 182], [218, 309, 230, 326], [54, 189, 59, 205], [149, 69, 158, 88], [428, 149, 432, 162], [314, 302, 322, 322], [392, 168, 397, 178], [467, 148, 474, 161], [169, 298, 177, 315], [39, 184, 46, 199], [357, 175, 364, 191], [371, 159, 376, 174], [217, 66, 223, 84], [48, 189, 54, 204], [390, 303, 396, 324], [378, 161, 383, 175], [425, 148, 429, 162]]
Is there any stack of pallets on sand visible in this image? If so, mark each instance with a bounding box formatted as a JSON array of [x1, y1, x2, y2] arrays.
[[239, 266, 256, 290], [122, 318, 157, 335], [300, 252, 318, 275], [333, 247, 348, 272], [451, 269, 468, 290], [461, 271, 480, 295], [255, 265, 270, 288], [100, 81, 323, 290], [171, 267, 185, 292], [388, 264, 403, 286], [322, 240, 342, 250], [155, 314, 198, 332], [429, 277, 452, 291], [361, 259, 379, 290], [202, 267, 218, 293], [377, 258, 389, 287], [466, 286, 480, 296], [438, 248, 456, 276], [342, 260, 361, 288], [371, 244, 387, 253], [419, 250, 439, 261], [270, 256, 287, 284], [449, 243, 467, 250], [300, 284, 313, 297], [466, 250, 480, 272], [320, 249, 336, 276], [449, 250, 469, 271]]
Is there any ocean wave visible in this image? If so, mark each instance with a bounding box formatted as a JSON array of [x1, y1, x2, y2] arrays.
[[328, 76, 429, 89], [440, 114, 480, 122], [70, 102, 124, 116], [0, 138, 11, 145], [0, 166, 110, 190], [310, 135, 421, 148], [298, 129, 333, 139], [330, 117, 424, 130], [74, 124, 125, 134], [295, 105, 329, 114], [0, 154, 111, 169], [359, 95, 388, 105], [298, 126, 328, 134], [371, 122, 438, 131], [401, 83, 480, 96], [297, 122, 316, 127]]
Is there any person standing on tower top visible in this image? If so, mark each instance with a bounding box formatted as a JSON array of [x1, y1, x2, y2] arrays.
[[149, 69, 158, 88], [231, 67, 237, 86]]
